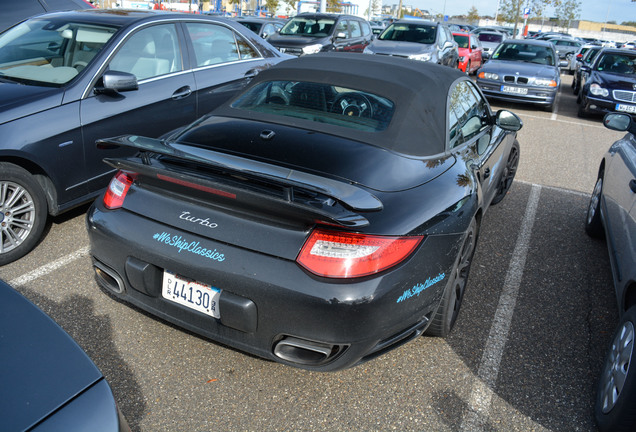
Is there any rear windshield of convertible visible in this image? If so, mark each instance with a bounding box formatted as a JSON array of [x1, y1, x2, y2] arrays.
[[231, 80, 395, 132]]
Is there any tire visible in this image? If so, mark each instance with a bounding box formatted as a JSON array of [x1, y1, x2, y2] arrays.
[[577, 99, 588, 118], [585, 172, 604, 238], [595, 306, 636, 432], [426, 218, 478, 337], [491, 140, 520, 205], [0, 162, 48, 265]]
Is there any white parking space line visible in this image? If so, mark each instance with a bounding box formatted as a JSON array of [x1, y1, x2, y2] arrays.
[[519, 111, 607, 129], [460, 184, 542, 431], [517, 179, 589, 197], [9, 246, 90, 288]]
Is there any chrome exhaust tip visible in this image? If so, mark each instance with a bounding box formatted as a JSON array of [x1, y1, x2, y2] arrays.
[[273, 336, 345, 366], [93, 261, 125, 294]]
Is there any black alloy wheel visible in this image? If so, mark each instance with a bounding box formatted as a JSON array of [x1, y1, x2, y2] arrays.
[[595, 306, 636, 432], [491, 140, 520, 205], [0, 163, 48, 265], [426, 218, 478, 337]]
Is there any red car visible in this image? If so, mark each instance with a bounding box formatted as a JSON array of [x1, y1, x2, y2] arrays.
[[453, 32, 483, 74]]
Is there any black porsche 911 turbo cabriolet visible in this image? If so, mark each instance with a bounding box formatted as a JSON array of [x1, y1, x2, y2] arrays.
[[86, 53, 522, 372]]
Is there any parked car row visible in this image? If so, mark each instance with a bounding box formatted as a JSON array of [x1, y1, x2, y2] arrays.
[[1, 7, 633, 431]]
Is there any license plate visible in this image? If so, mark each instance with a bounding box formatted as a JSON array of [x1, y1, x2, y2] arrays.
[[501, 85, 528, 95], [162, 271, 221, 319], [616, 104, 636, 113]]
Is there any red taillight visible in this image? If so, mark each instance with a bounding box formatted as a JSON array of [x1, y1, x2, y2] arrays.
[[297, 229, 424, 278], [103, 171, 135, 209]]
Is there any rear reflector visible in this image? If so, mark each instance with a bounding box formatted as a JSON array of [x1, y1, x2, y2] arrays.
[[103, 171, 135, 209], [297, 229, 423, 278]]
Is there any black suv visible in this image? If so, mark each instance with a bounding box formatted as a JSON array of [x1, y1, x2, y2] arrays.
[[267, 13, 373, 56]]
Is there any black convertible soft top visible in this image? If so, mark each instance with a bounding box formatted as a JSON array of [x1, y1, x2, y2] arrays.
[[214, 52, 467, 157]]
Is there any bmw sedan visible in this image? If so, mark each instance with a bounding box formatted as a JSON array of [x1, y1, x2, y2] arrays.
[[0, 9, 288, 265], [0, 279, 129, 431], [585, 113, 636, 432], [87, 53, 522, 372], [577, 48, 636, 118], [476, 39, 562, 111]]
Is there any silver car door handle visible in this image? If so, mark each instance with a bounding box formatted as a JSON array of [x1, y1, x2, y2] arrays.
[[172, 86, 192, 100], [245, 69, 259, 80]]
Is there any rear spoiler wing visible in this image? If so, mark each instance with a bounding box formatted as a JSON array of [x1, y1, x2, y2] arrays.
[[97, 135, 383, 228]]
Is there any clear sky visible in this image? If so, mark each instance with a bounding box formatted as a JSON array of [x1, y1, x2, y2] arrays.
[[412, 0, 636, 24]]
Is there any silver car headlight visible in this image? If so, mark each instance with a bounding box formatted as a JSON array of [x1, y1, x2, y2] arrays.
[[409, 52, 432, 62], [533, 78, 558, 87], [478, 72, 499, 80], [590, 83, 609, 97], [302, 44, 323, 55]]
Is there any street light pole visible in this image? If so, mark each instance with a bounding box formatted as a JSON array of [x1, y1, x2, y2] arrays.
[[494, 0, 500, 24]]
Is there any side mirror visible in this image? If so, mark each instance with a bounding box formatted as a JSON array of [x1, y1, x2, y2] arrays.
[[580, 65, 591, 73], [495, 110, 523, 131], [559, 59, 569, 68], [94, 70, 138, 94], [603, 113, 632, 132], [335, 32, 347, 39]]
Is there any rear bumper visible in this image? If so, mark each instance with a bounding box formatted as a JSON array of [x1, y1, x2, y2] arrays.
[[86, 203, 463, 372]]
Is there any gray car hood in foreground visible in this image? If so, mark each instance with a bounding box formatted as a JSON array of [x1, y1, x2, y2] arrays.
[[0, 280, 103, 431], [367, 39, 434, 55]]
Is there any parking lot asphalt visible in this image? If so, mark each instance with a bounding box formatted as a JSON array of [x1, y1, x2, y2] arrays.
[[0, 74, 626, 431]]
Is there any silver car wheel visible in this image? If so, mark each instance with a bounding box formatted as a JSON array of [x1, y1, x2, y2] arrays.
[[0, 181, 36, 254], [599, 320, 635, 414]]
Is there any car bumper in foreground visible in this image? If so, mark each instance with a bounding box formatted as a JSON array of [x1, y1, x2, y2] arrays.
[[581, 95, 636, 116], [86, 203, 463, 372], [477, 80, 557, 106]]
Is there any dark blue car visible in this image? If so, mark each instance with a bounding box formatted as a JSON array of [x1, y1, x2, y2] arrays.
[[0, 279, 129, 431], [585, 113, 636, 432], [0, 9, 288, 265], [577, 48, 636, 118]]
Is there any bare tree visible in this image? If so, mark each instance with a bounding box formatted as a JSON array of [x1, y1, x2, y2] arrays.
[[264, 0, 280, 15], [282, 0, 297, 14], [467, 6, 480, 24], [553, 0, 581, 30]]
